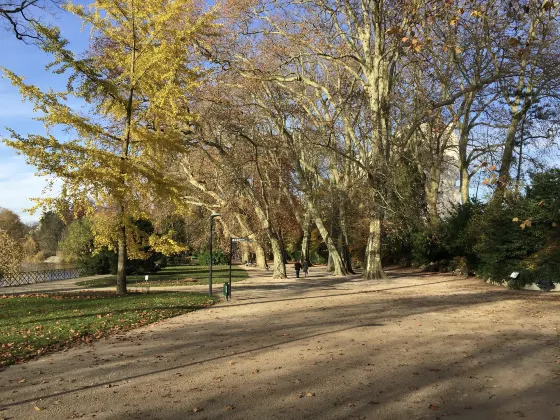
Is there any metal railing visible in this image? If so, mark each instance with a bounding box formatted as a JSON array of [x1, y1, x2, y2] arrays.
[[0, 268, 85, 287]]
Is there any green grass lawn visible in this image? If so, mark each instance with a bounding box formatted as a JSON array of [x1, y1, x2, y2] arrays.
[[75, 265, 249, 288], [0, 291, 217, 368]]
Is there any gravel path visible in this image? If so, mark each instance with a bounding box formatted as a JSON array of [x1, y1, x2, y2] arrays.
[[0, 267, 558, 420]]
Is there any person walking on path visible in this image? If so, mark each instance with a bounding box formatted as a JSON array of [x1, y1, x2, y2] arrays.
[[294, 260, 302, 278], [302, 261, 309, 278]]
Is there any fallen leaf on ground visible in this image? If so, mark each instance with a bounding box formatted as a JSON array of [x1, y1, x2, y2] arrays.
[[192, 407, 203, 413], [429, 404, 439, 411]]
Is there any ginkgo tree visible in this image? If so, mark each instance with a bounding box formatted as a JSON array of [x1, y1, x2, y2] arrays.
[[2, 0, 217, 294]]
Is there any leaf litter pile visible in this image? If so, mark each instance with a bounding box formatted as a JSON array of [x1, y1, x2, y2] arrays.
[[0, 291, 216, 368]]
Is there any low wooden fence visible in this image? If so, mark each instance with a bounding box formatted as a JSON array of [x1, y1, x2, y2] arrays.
[[0, 268, 84, 287]]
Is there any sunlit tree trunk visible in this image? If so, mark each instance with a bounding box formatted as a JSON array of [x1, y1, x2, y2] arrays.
[[116, 5, 136, 295], [301, 210, 311, 266], [460, 160, 470, 205], [241, 244, 250, 264], [339, 202, 354, 274], [270, 234, 286, 278], [363, 217, 386, 280], [492, 11, 539, 202], [255, 242, 267, 269], [514, 120, 525, 198], [327, 253, 334, 272], [278, 228, 287, 264], [291, 153, 347, 275], [116, 220, 127, 295], [457, 93, 474, 205], [495, 111, 524, 201], [426, 165, 441, 226], [248, 193, 286, 278], [310, 204, 347, 275]]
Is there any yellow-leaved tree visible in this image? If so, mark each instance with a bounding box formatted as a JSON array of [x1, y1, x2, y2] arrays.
[[2, 0, 218, 294], [0, 232, 23, 279]]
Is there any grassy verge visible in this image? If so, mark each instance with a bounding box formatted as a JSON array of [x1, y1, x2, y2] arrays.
[[76, 265, 249, 288], [0, 291, 217, 368]]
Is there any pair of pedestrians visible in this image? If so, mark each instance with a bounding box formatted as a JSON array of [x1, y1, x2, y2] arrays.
[[294, 260, 309, 278]]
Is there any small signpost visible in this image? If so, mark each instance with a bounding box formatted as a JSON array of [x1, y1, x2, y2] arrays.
[[226, 237, 253, 301]]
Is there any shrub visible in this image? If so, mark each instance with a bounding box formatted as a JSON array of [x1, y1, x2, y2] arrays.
[[59, 218, 95, 262], [469, 199, 544, 281], [519, 234, 560, 286], [410, 226, 449, 266], [469, 169, 560, 284], [77, 248, 114, 275], [164, 253, 191, 266], [381, 230, 413, 266], [197, 250, 229, 265], [442, 201, 484, 269]]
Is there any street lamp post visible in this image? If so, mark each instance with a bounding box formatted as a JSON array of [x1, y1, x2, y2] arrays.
[[209, 212, 221, 296]]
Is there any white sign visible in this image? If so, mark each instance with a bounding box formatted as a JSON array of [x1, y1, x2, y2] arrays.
[[232, 237, 253, 243]]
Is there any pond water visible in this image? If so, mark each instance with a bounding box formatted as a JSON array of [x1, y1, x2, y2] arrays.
[[19, 262, 76, 272]]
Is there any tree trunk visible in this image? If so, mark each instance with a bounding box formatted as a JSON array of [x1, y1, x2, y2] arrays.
[[514, 123, 524, 198], [270, 235, 286, 278], [241, 244, 250, 264], [426, 165, 441, 225], [342, 244, 353, 274], [301, 210, 311, 266], [308, 203, 347, 276], [457, 92, 474, 205], [327, 253, 334, 272], [458, 120, 471, 205], [495, 112, 523, 201], [278, 229, 287, 264], [460, 162, 470, 205], [362, 32, 389, 281], [363, 217, 386, 280], [115, 5, 135, 297], [234, 212, 266, 267], [289, 152, 345, 274], [339, 204, 354, 274], [116, 223, 127, 295], [255, 243, 267, 269]]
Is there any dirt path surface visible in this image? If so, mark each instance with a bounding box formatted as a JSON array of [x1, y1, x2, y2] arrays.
[[1, 267, 559, 420]]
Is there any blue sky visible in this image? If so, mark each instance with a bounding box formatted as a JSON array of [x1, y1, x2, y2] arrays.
[[0, 8, 88, 223]]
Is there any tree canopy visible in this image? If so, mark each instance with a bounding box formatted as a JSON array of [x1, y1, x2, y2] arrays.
[[2, 0, 560, 292]]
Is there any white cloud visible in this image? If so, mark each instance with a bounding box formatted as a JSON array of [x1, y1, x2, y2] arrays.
[[0, 153, 61, 223]]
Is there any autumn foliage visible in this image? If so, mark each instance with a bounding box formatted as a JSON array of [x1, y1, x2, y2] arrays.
[[1, 0, 560, 289]]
